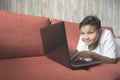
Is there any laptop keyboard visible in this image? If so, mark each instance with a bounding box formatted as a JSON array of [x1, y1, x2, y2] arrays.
[[71, 59, 91, 65]]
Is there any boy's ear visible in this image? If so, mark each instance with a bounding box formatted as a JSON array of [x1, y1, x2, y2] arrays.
[[98, 28, 102, 35]]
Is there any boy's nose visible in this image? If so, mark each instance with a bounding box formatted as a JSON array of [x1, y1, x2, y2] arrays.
[[84, 34, 89, 39]]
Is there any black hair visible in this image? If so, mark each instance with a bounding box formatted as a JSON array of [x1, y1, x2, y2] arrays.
[[79, 16, 101, 30]]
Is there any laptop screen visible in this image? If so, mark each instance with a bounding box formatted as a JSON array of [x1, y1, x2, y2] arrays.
[[40, 22, 71, 68]]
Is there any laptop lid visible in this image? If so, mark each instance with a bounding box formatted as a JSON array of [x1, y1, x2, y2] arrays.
[[40, 22, 71, 69]]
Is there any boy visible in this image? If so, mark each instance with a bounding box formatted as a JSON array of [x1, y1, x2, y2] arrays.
[[70, 16, 120, 63]]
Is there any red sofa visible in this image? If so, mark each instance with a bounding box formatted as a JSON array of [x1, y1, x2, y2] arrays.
[[0, 10, 120, 80]]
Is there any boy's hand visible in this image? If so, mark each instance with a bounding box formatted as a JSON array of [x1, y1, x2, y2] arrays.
[[70, 51, 93, 62], [69, 49, 78, 57]]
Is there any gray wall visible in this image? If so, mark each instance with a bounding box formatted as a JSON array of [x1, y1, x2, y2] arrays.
[[0, 0, 120, 36]]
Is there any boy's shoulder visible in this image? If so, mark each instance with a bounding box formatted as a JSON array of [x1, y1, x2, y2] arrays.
[[100, 29, 114, 41], [102, 29, 111, 33], [101, 29, 113, 36]]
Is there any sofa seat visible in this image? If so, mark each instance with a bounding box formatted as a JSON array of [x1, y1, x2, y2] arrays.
[[1, 56, 120, 80], [0, 56, 91, 80], [0, 56, 103, 80], [90, 62, 120, 80]]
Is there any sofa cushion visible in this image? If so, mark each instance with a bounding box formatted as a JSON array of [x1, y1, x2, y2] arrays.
[[89, 63, 120, 80], [0, 45, 119, 80], [0, 48, 102, 80], [0, 10, 50, 59]]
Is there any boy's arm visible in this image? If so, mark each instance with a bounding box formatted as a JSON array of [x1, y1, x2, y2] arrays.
[[70, 50, 117, 63], [91, 52, 117, 63]]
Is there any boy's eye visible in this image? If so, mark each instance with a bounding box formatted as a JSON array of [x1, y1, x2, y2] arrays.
[[88, 32, 94, 34], [81, 32, 85, 35], [81, 32, 95, 35]]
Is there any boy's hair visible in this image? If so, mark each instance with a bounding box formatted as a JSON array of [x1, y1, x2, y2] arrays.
[[79, 16, 101, 30]]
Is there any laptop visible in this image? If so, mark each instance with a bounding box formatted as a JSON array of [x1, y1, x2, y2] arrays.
[[40, 22, 102, 70]]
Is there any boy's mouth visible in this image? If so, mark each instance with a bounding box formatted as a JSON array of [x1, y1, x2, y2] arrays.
[[84, 40, 91, 43]]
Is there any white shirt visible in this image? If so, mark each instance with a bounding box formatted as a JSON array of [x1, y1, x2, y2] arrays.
[[77, 29, 120, 58]]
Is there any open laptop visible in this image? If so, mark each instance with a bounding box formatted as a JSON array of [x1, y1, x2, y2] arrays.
[[40, 22, 102, 70]]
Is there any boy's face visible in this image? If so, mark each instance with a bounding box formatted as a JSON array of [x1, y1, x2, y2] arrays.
[[80, 25, 100, 46]]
